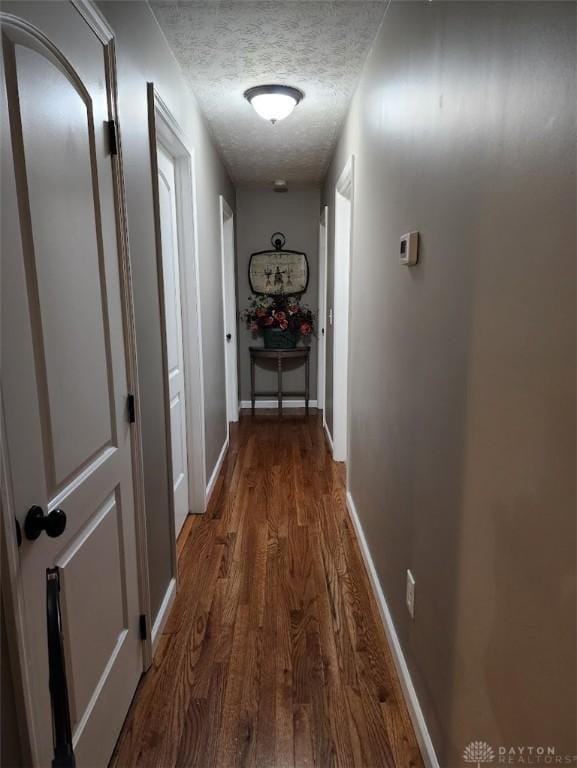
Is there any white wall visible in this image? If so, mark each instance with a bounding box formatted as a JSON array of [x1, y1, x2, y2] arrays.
[[322, 2, 576, 763], [98, 1, 235, 621], [236, 186, 320, 403]]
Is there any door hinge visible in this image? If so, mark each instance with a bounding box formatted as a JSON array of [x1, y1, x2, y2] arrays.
[[139, 614, 148, 641], [127, 394, 136, 424], [107, 119, 118, 156]]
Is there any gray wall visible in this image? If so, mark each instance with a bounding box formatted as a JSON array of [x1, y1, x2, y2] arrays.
[[236, 186, 320, 403], [321, 2, 576, 764], [98, 1, 235, 621]]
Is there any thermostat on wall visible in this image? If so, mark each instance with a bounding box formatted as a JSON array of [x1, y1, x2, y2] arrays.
[[399, 231, 419, 266]]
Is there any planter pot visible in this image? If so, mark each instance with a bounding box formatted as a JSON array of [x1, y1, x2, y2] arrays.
[[263, 327, 298, 349]]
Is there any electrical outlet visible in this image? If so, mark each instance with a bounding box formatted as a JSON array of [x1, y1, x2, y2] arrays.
[[406, 569, 416, 619]]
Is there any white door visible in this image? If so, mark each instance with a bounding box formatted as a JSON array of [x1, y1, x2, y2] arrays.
[[318, 207, 328, 412], [220, 197, 239, 425], [1, 4, 142, 766], [156, 144, 190, 537]]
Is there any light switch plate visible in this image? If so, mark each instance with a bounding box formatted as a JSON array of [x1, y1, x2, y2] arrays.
[[400, 231, 419, 266]]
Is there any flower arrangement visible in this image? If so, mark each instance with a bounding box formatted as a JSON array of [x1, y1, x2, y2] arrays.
[[241, 294, 314, 348]]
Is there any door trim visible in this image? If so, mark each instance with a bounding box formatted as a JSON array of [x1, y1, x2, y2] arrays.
[[148, 84, 207, 531], [104, 27, 151, 671], [70, 0, 113, 44], [318, 205, 328, 415], [332, 156, 355, 463], [0, 6, 152, 763], [219, 195, 239, 429]]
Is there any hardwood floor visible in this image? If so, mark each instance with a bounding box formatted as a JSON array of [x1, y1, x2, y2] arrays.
[[110, 411, 424, 768]]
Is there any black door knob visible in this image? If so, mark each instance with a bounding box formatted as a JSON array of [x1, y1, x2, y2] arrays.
[[226, 333, 232, 341], [24, 506, 67, 541]]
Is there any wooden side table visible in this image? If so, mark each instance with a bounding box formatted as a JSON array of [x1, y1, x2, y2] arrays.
[[249, 346, 310, 415]]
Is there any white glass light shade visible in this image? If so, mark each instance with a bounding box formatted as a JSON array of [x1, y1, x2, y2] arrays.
[[244, 85, 304, 124], [250, 92, 297, 122]]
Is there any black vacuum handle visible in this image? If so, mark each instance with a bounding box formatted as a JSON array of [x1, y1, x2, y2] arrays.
[[46, 567, 76, 768]]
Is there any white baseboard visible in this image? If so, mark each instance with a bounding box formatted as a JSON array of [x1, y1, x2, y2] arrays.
[[240, 399, 318, 410], [323, 418, 334, 453], [151, 577, 176, 654], [205, 437, 228, 508], [345, 491, 439, 768]]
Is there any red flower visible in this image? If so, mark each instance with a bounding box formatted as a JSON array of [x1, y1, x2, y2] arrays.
[[242, 296, 314, 338]]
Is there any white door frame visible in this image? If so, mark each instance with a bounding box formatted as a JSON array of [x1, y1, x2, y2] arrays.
[[148, 85, 207, 529], [0, 3, 152, 764], [220, 196, 239, 428], [332, 156, 355, 463], [318, 206, 329, 414]]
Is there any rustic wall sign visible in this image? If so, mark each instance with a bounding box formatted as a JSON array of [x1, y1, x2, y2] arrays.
[[249, 232, 309, 296]]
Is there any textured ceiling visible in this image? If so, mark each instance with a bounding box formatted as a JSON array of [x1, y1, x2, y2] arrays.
[[149, 1, 387, 185]]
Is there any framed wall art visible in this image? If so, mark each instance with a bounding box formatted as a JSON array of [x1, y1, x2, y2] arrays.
[[249, 232, 309, 296]]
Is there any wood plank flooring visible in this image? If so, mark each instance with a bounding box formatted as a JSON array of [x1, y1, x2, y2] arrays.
[[110, 411, 424, 768]]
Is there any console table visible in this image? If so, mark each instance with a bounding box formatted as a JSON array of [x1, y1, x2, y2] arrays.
[[249, 346, 310, 415]]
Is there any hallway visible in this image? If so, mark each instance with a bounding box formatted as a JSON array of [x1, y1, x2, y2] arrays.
[[2, 3, 574, 765], [111, 411, 423, 768]]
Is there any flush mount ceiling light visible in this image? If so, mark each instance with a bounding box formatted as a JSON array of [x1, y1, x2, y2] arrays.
[[244, 84, 304, 124]]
